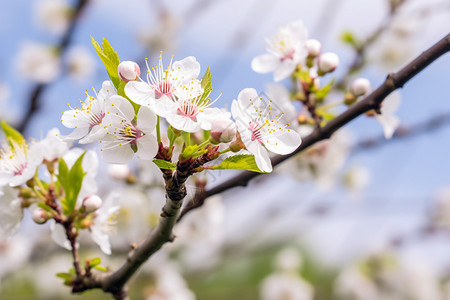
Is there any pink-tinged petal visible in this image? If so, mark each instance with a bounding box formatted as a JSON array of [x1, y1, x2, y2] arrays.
[[137, 106, 157, 133], [124, 81, 155, 106], [246, 142, 272, 173], [79, 125, 106, 144], [101, 144, 134, 164], [263, 129, 301, 155], [173, 56, 201, 83], [136, 134, 158, 160], [62, 126, 90, 141], [166, 112, 201, 133], [197, 108, 231, 131], [273, 60, 297, 82], [251, 54, 279, 74], [237, 88, 260, 111], [266, 84, 297, 123]]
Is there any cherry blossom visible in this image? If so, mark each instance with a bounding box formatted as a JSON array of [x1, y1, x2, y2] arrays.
[[90, 194, 120, 255], [100, 97, 158, 164], [61, 81, 122, 143], [165, 79, 229, 132], [231, 88, 301, 172], [0, 186, 23, 236], [125, 55, 200, 117], [251, 20, 308, 82]]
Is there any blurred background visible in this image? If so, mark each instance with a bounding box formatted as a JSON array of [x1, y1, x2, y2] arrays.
[[1, 0, 450, 299]]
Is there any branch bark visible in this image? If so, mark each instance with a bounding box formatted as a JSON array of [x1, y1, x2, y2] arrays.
[[178, 32, 450, 221]]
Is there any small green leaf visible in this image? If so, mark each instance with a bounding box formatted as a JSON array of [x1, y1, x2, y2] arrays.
[[37, 202, 53, 213], [91, 37, 121, 89], [89, 257, 101, 267], [340, 31, 360, 48], [317, 110, 336, 122], [1, 121, 25, 146], [56, 152, 87, 215], [153, 159, 176, 170], [181, 144, 198, 159], [315, 79, 335, 100], [199, 66, 212, 103], [167, 126, 178, 145], [211, 154, 265, 173], [94, 265, 108, 272], [56, 273, 73, 281]]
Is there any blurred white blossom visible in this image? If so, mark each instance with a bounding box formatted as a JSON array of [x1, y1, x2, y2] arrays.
[[34, 0, 71, 35], [66, 46, 96, 82]]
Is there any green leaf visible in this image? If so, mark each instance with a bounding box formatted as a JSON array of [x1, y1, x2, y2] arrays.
[[37, 202, 53, 213], [89, 257, 101, 267], [315, 79, 335, 100], [56, 152, 87, 215], [181, 144, 198, 159], [317, 110, 336, 122], [91, 37, 121, 89], [56, 273, 73, 281], [167, 126, 178, 145], [199, 66, 212, 103], [153, 159, 176, 170], [94, 265, 108, 272], [340, 31, 360, 48], [1, 121, 25, 146], [211, 154, 265, 173]]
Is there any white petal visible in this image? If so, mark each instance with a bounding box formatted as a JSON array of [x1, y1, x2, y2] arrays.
[[151, 95, 178, 118], [375, 114, 400, 139], [90, 227, 111, 255], [273, 60, 297, 82], [50, 221, 72, 250], [98, 80, 117, 99], [114, 96, 135, 121], [197, 108, 231, 131], [166, 113, 201, 133], [231, 99, 251, 124], [61, 110, 88, 128], [251, 54, 279, 74], [264, 130, 301, 155], [137, 106, 157, 133], [136, 134, 158, 160], [287, 20, 308, 44], [266, 84, 297, 123], [381, 91, 401, 115], [79, 125, 106, 144], [247, 142, 272, 172], [62, 126, 90, 141], [173, 56, 201, 83], [237, 88, 259, 110], [101, 144, 134, 164], [124, 81, 155, 106]]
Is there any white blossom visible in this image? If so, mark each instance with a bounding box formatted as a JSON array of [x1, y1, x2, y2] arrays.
[[0, 186, 23, 236], [100, 97, 158, 164], [16, 41, 61, 83], [0, 140, 43, 187], [61, 80, 121, 143], [90, 193, 120, 255], [125, 55, 200, 117], [34, 0, 71, 35], [146, 263, 195, 300], [231, 88, 301, 172], [66, 46, 96, 82], [39, 128, 69, 162], [260, 273, 313, 300], [252, 20, 308, 82]]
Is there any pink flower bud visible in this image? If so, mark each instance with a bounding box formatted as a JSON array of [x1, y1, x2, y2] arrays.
[[350, 78, 371, 97], [305, 39, 321, 57], [210, 119, 236, 144], [32, 208, 49, 224], [118, 61, 140, 82], [82, 195, 102, 213], [318, 52, 339, 74]]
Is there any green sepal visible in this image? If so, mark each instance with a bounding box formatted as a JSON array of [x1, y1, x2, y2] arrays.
[[1, 121, 25, 147], [94, 265, 108, 272], [314, 79, 335, 101], [153, 159, 176, 170], [199, 66, 212, 103], [210, 154, 265, 173], [89, 257, 101, 267]]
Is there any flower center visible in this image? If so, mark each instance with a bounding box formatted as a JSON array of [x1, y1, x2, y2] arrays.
[[155, 80, 173, 98], [177, 102, 199, 120], [121, 125, 142, 145], [249, 121, 264, 143], [89, 111, 105, 129]]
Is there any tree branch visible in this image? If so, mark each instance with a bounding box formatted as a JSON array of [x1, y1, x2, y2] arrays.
[[17, 0, 89, 134], [178, 32, 450, 221]]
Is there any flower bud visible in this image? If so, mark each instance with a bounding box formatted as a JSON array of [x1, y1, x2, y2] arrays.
[[350, 78, 371, 97], [118, 61, 140, 82], [210, 119, 236, 144], [229, 131, 246, 152], [32, 208, 50, 224], [82, 195, 102, 213], [318, 52, 339, 75], [305, 39, 321, 58]]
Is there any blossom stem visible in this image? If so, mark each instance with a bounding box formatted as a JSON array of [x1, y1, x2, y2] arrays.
[[156, 116, 161, 143], [220, 148, 231, 154], [317, 99, 345, 111], [32, 187, 48, 202]]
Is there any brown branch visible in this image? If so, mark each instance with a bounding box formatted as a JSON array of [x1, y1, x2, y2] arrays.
[[178, 32, 450, 221], [17, 0, 89, 134]]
